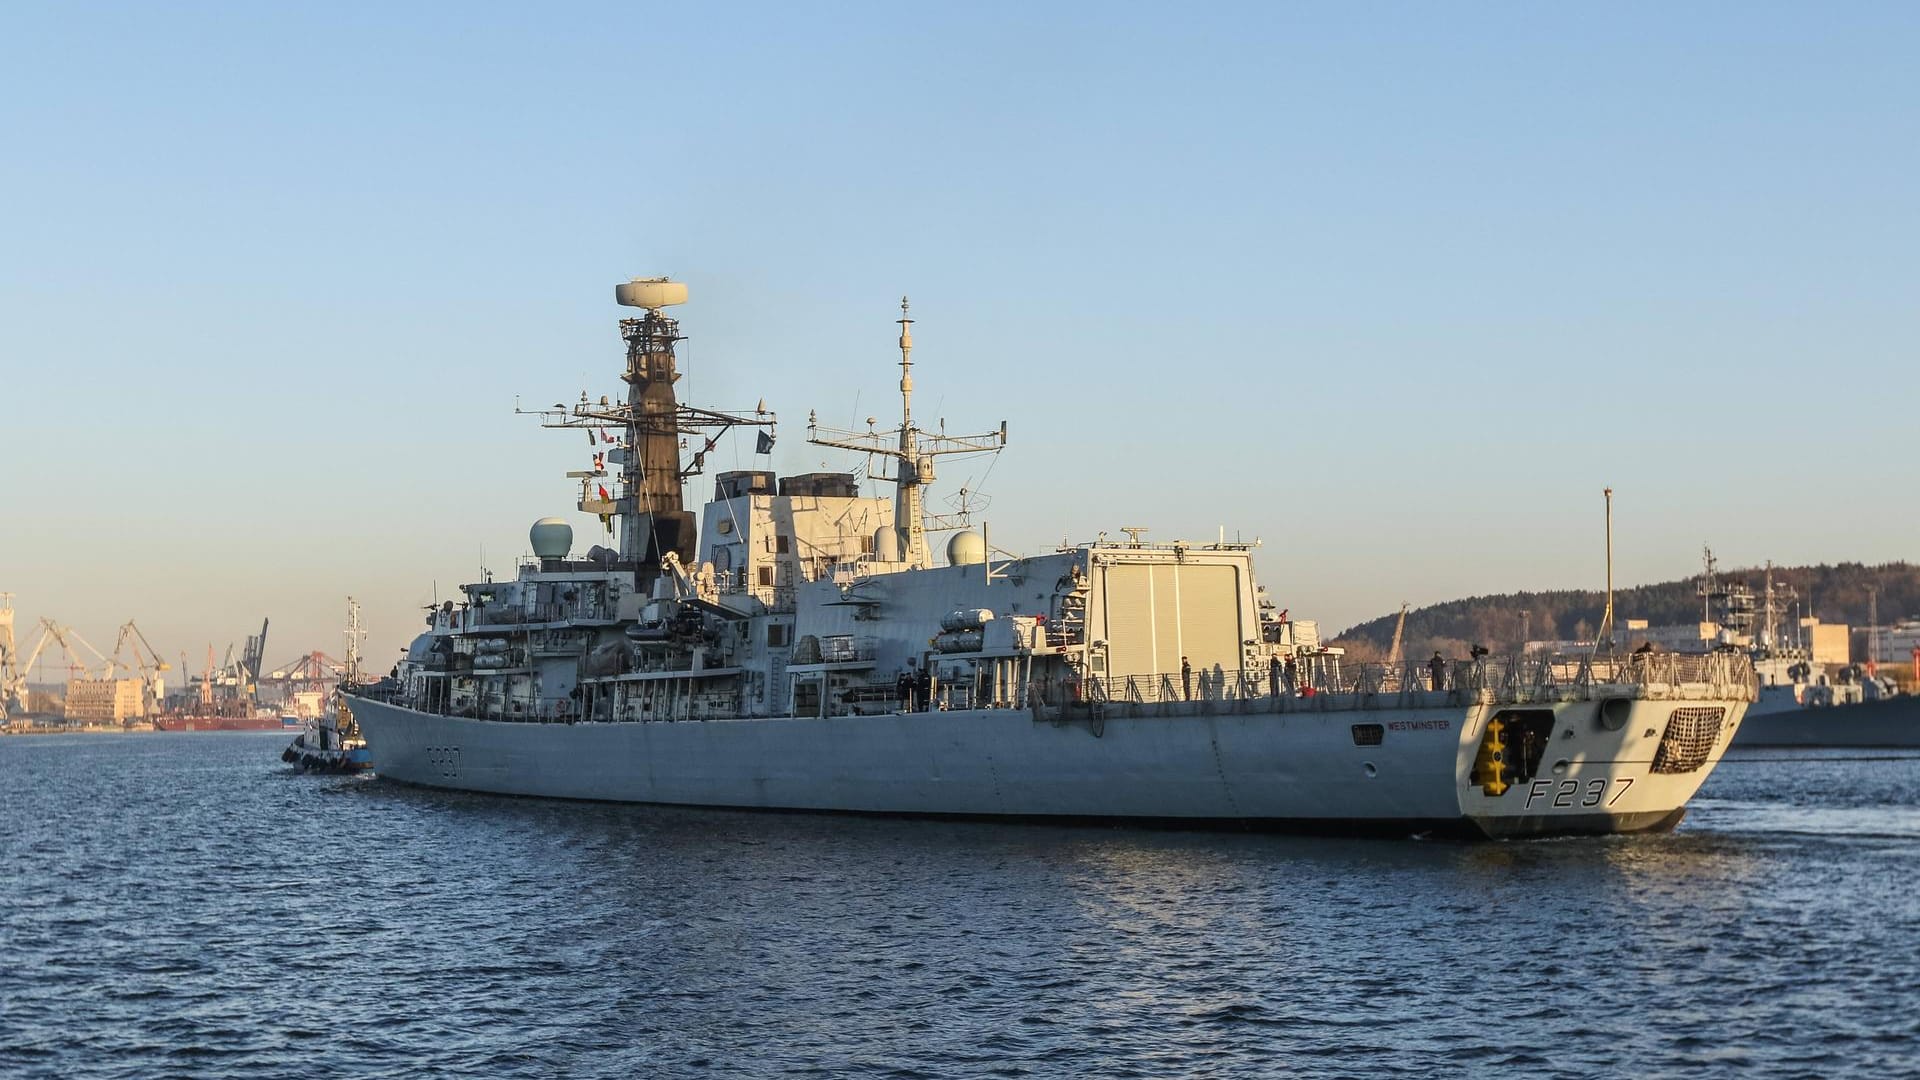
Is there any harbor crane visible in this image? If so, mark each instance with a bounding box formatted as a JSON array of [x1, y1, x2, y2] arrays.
[[240, 619, 269, 701], [184, 618, 270, 709], [3, 626, 56, 718], [263, 649, 346, 710], [110, 620, 173, 717], [178, 651, 198, 707], [1386, 603, 1410, 666], [2, 617, 109, 719], [36, 619, 111, 681]]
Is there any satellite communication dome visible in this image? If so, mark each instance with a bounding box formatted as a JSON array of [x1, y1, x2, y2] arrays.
[[530, 517, 574, 559], [873, 526, 901, 563], [615, 277, 688, 310], [947, 530, 986, 566]]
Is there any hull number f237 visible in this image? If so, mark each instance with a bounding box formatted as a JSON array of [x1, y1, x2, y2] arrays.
[[1523, 777, 1634, 810]]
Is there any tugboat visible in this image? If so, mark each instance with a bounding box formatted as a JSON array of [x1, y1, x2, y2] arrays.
[[282, 600, 373, 773], [341, 278, 1757, 838]]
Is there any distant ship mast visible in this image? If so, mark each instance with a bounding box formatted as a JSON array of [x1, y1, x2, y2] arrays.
[[808, 298, 1007, 569], [1755, 562, 1796, 652], [1697, 544, 1758, 644], [342, 597, 365, 687]]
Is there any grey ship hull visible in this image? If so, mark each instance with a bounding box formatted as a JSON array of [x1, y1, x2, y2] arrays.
[[1731, 695, 1920, 748], [346, 692, 1737, 839]]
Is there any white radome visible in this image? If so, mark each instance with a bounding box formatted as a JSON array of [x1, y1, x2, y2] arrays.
[[615, 277, 689, 310], [947, 530, 986, 566], [529, 517, 573, 559]]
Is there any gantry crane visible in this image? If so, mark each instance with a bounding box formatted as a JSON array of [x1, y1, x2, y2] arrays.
[[265, 650, 344, 692]]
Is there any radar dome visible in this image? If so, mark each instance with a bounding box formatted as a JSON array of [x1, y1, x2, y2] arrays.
[[873, 525, 901, 563], [947, 530, 986, 566], [530, 517, 573, 559], [615, 277, 688, 310]]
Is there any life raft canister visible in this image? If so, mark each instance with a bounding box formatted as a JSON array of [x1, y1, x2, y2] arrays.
[[1472, 716, 1509, 796]]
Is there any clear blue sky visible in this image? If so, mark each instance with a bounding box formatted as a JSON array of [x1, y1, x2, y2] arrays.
[[3, 2, 1915, 669]]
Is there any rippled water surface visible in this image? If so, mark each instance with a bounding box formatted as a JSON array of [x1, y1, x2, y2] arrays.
[[3, 734, 1918, 1078]]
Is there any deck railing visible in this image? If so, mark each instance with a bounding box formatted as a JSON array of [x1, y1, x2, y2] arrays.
[[364, 649, 1758, 726], [1070, 651, 1757, 712]]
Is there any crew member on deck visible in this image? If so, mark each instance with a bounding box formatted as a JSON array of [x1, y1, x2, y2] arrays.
[[1428, 651, 1446, 691], [1181, 657, 1193, 700]]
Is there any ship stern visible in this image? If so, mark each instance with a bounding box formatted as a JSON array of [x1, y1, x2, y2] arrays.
[[1454, 687, 1748, 839]]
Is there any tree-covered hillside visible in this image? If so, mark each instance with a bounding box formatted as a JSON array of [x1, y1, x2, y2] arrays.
[[1332, 562, 1920, 663]]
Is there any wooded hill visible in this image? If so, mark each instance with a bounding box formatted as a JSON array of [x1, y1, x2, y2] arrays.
[[1331, 562, 1920, 663]]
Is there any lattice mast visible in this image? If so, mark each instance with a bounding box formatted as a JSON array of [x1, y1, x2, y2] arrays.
[[1756, 562, 1796, 651], [343, 597, 365, 687], [808, 298, 1006, 569], [524, 279, 774, 569], [615, 299, 692, 562]]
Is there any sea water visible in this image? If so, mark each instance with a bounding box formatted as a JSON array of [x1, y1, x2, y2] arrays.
[[2, 734, 1915, 1077]]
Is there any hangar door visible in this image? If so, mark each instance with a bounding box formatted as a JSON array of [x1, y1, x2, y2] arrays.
[[1099, 562, 1243, 682]]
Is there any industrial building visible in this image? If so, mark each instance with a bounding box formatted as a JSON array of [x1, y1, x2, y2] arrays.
[[64, 678, 149, 722], [1798, 618, 1851, 666], [1874, 617, 1920, 663]]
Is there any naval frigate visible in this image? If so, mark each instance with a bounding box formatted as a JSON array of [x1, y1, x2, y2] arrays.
[[345, 279, 1756, 838], [1707, 564, 1920, 749]]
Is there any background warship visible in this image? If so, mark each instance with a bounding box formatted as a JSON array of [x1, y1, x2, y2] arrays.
[[1716, 566, 1920, 748], [344, 279, 1757, 838]]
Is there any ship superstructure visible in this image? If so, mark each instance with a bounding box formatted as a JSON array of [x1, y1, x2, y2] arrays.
[[346, 280, 1757, 837], [1708, 559, 1920, 748]]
